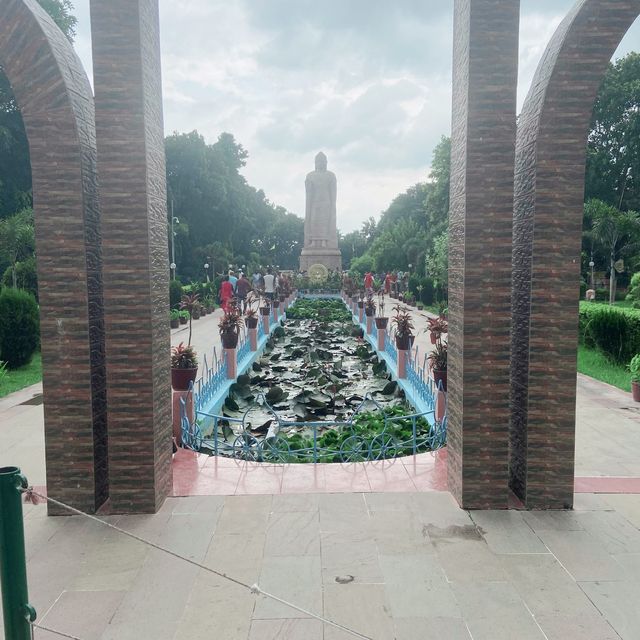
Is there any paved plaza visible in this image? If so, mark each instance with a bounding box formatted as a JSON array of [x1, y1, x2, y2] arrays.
[[2, 310, 640, 639]]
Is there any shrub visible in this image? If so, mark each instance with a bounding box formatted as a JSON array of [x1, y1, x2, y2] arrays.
[[0, 288, 40, 368], [579, 302, 640, 365], [579, 281, 587, 299], [627, 273, 640, 309], [169, 279, 183, 309], [409, 276, 434, 305]]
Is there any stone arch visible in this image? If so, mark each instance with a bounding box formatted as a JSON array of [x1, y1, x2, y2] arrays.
[[0, 0, 107, 512], [511, 0, 640, 508]]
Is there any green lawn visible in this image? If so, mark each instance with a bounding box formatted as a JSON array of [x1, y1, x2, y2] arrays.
[[0, 352, 42, 398], [577, 345, 631, 392]]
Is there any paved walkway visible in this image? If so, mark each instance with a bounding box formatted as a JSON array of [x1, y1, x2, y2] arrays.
[[2, 302, 640, 638]]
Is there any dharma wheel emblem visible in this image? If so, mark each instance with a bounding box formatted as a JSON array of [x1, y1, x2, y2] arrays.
[[309, 263, 329, 282]]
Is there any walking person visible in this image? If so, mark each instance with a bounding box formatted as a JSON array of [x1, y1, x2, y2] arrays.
[[235, 272, 252, 312], [219, 275, 235, 312], [263, 267, 276, 301]]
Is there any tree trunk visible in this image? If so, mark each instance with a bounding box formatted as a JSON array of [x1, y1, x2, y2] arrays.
[[11, 262, 17, 289], [609, 255, 616, 305]]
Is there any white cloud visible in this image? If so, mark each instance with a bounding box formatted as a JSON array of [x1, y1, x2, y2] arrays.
[[69, 0, 639, 232]]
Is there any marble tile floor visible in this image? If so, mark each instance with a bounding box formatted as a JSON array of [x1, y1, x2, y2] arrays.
[[4, 491, 640, 639]]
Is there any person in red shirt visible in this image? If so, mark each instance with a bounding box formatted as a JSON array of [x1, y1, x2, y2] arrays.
[[219, 276, 234, 312], [384, 272, 391, 294], [364, 271, 374, 292]]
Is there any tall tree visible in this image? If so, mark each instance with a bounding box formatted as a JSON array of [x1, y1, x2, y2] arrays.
[[0, 208, 35, 288], [586, 52, 640, 211], [587, 198, 640, 303]]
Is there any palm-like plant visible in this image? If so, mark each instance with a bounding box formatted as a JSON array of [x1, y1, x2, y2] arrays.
[[179, 293, 200, 345], [0, 209, 35, 288], [588, 199, 640, 304]]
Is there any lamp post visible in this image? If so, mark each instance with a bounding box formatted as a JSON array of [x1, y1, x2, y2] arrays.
[[170, 200, 179, 280], [204, 263, 210, 283], [589, 255, 595, 290]]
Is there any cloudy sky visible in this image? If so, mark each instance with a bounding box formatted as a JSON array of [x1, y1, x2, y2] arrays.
[[69, 1, 639, 233]]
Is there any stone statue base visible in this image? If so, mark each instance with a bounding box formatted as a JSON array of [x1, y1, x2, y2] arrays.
[[299, 247, 342, 273]]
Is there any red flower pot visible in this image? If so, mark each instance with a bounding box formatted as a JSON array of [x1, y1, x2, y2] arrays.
[[260, 306, 270, 316], [170, 318, 179, 329], [245, 317, 259, 329], [395, 334, 412, 350], [375, 317, 389, 330], [433, 368, 447, 392], [171, 367, 198, 391], [221, 331, 239, 349]]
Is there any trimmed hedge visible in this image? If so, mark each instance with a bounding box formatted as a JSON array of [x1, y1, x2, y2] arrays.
[[579, 301, 640, 365], [0, 288, 40, 369]]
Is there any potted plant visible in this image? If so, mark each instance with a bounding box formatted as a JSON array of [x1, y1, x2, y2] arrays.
[[219, 300, 244, 348], [245, 293, 259, 329], [630, 354, 640, 402], [170, 309, 180, 329], [259, 293, 271, 317], [178, 309, 189, 326], [171, 342, 198, 390], [375, 294, 388, 330], [416, 285, 424, 310], [391, 305, 414, 350], [180, 293, 199, 345], [426, 315, 448, 391], [192, 303, 201, 320], [364, 294, 376, 317]]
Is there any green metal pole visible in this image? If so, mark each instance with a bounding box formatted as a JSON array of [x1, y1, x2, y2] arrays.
[[0, 466, 36, 640]]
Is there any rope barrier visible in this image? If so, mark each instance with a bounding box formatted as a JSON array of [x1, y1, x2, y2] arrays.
[[22, 489, 373, 640], [31, 621, 82, 639]]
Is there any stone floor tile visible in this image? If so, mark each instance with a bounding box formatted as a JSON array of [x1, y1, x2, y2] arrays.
[[410, 492, 473, 529], [248, 618, 323, 639], [434, 538, 509, 582], [451, 582, 546, 640], [254, 556, 322, 619], [215, 495, 273, 535], [161, 494, 225, 515], [264, 510, 321, 557], [521, 509, 586, 532], [499, 553, 599, 617], [369, 509, 435, 555], [575, 510, 640, 554], [393, 617, 472, 640], [204, 532, 266, 584], [601, 494, 640, 529], [323, 583, 394, 640], [535, 613, 622, 640], [321, 529, 383, 585], [379, 554, 460, 619], [579, 580, 640, 640], [37, 590, 126, 640], [271, 493, 320, 512], [469, 510, 547, 554], [535, 530, 627, 582], [364, 491, 419, 512]]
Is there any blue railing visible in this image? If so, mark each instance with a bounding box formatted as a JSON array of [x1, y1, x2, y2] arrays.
[[194, 349, 227, 413], [237, 332, 251, 364], [182, 393, 445, 462], [384, 329, 398, 366]]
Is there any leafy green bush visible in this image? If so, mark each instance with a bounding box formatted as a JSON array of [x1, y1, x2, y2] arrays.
[[579, 302, 640, 365], [409, 276, 434, 305], [169, 279, 183, 309], [627, 273, 640, 309], [0, 288, 40, 369]]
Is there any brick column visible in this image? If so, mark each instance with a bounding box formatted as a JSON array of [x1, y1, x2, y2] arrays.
[[447, 0, 519, 509], [0, 0, 108, 514], [511, 0, 639, 508], [91, 0, 171, 513]]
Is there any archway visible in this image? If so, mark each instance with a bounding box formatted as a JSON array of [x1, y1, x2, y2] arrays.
[[511, 0, 640, 508], [0, 0, 107, 512]]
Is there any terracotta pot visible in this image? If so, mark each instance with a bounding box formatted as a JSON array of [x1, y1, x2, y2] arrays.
[[433, 368, 447, 392], [171, 367, 198, 391], [192, 309, 201, 320], [279, 295, 286, 302], [357, 301, 364, 308], [418, 304, 424, 311], [179, 316, 188, 325], [260, 306, 270, 316], [633, 381, 640, 402], [365, 308, 375, 317], [170, 318, 179, 329], [396, 334, 412, 350], [245, 316, 258, 329], [221, 331, 239, 349], [375, 317, 388, 329]]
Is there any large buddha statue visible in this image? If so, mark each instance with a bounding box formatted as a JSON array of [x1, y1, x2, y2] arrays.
[[299, 152, 342, 273]]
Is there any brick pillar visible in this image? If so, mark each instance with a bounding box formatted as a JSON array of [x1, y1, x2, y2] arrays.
[[447, 0, 519, 509], [511, 0, 639, 508], [0, 0, 108, 514], [91, 0, 172, 513]]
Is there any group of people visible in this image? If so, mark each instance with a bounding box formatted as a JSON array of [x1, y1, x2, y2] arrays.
[[218, 268, 290, 312], [362, 270, 409, 295]]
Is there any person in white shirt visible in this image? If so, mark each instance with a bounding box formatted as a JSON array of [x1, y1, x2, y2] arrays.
[[263, 268, 276, 301]]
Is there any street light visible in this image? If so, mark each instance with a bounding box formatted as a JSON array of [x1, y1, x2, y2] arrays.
[[170, 262, 176, 279], [204, 263, 210, 283], [170, 200, 179, 280], [589, 255, 595, 290]]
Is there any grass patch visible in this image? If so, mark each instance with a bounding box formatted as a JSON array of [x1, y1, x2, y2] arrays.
[[577, 345, 630, 392], [0, 352, 42, 398]]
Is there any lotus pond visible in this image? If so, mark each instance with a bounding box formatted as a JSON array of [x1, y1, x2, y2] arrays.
[[195, 298, 445, 462]]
